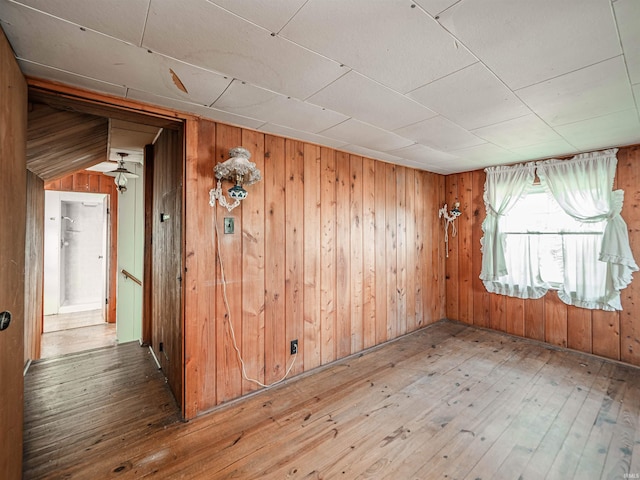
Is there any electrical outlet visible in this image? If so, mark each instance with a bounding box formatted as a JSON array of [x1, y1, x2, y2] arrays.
[[290, 339, 298, 355]]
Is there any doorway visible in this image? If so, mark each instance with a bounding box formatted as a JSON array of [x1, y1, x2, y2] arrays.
[[42, 191, 115, 357]]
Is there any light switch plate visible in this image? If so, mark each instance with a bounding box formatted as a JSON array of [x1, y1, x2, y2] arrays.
[[224, 217, 234, 234]]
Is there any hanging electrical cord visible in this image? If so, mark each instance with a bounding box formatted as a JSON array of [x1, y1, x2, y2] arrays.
[[213, 209, 297, 388]]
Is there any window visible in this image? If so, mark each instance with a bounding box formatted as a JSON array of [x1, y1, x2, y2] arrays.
[[501, 185, 606, 288], [480, 149, 637, 311]]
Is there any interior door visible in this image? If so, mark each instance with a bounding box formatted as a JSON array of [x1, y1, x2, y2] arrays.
[[0, 28, 27, 479]]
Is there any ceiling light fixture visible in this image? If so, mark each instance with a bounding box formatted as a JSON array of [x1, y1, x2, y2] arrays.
[[104, 152, 139, 194]]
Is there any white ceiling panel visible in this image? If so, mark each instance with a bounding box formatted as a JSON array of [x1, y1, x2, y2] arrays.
[[395, 116, 486, 151], [320, 119, 414, 152], [257, 123, 348, 150], [614, 0, 640, 84], [142, 0, 344, 101], [414, 0, 461, 17], [12, 0, 150, 46], [336, 144, 405, 165], [213, 80, 348, 134], [517, 56, 634, 126], [18, 59, 127, 97], [448, 143, 525, 167], [408, 62, 532, 130], [0, 2, 232, 105], [438, 0, 622, 90], [280, 0, 476, 94], [553, 108, 640, 151], [126, 89, 267, 130], [471, 114, 568, 149], [387, 143, 461, 165], [308, 71, 438, 131], [510, 139, 579, 162], [208, 0, 308, 34]]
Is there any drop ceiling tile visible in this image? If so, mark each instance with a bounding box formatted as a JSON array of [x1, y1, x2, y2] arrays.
[[387, 143, 460, 165], [208, 0, 308, 34], [12, 0, 150, 45], [517, 56, 634, 126], [127, 89, 267, 130], [213, 80, 348, 134], [256, 124, 348, 150], [143, 0, 344, 100], [308, 71, 437, 131], [553, 109, 640, 151], [408, 62, 531, 130], [438, 0, 622, 90], [18, 59, 127, 97], [280, 0, 476, 94], [449, 143, 526, 167], [395, 116, 486, 151], [0, 2, 232, 105], [509, 140, 579, 162], [614, 0, 640, 84], [320, 119, 414, 152], [471, 114, 565, 149]]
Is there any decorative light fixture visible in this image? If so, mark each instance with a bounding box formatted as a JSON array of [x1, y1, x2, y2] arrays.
[[438, 200, 462, 258], [209, 147, 261, 212], [104, 152, 138, 194]]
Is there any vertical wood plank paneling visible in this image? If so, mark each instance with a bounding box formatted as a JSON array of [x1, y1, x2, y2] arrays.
[[524, 299, 545, 342], [264, 136, 286, 384], [592, 310, 620, 360], [423, 173, 438, 324], [0, 28, 26, 478], [241, 129, 265, 393], [405, 168, 417, 333], [472, 170, 490, 328], [414, 171, 425, 328], [320, 148, 336, 365], [184, 119, 216, 416], [505, 297, 525, 337], [385, 163, 398, 339], [24, 171, 44, 363], [349, 155, 364, 352], [215, 124, 243, 403], [396, 167, 407, 337], [618, 146, 640, 364], [545, 294, 567, 348], [437, 175, 447, 320], [567, 306, 592, 354], [374, 160, 387, 343], [303, 143, 321, 371], [490, 294, 507, 332], [445, 175, 459, 319], [457, 171, 474, 324], [285, 140, 305, 375], [335, 152, 352, 357], [362, 158, 377, 348]]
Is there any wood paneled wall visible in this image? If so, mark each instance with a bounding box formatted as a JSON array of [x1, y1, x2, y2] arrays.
[[184, 120, 446, 417], [445, 144, 640, 366], [0, 25, 27, 480], [45, 170, 119, 325], [24, 171, 44, 363], [150, 128, 184, 410]]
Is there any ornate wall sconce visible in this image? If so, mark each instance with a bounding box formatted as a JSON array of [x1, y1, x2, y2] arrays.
[[438, 201, 462, 258], [209, 147, 262, 212]]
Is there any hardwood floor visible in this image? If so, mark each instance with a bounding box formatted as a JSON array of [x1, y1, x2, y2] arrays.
[[23, 320, 640, 479]]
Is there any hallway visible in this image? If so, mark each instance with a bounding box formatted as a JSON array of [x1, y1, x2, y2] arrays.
[[40, 309, 116, 358]]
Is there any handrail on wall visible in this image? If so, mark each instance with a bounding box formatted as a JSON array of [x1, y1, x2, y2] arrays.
[[121, 268, 142, 286]]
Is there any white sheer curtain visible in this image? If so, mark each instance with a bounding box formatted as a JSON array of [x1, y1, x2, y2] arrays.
[[536, 148, 638, 311], [480, 163, 538, 295]]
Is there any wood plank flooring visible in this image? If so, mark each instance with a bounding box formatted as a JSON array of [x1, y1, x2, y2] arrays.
[[23, 320, 640, 479]]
